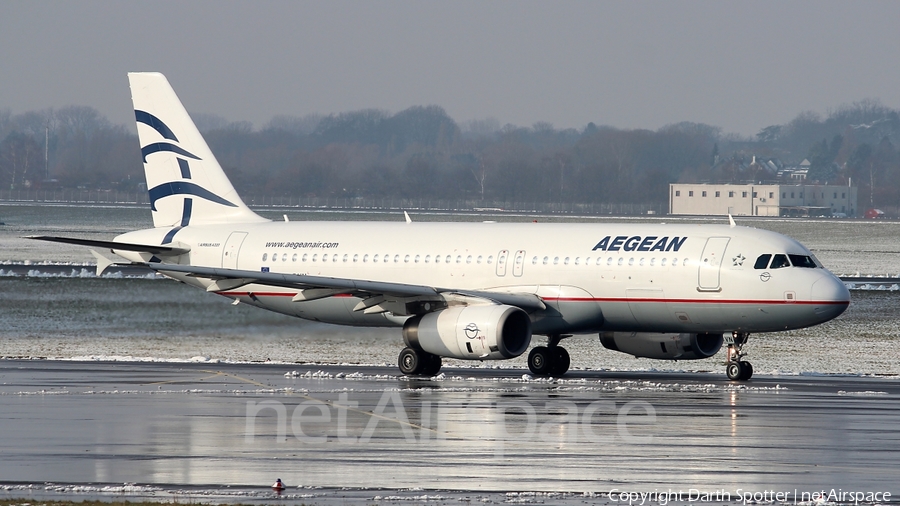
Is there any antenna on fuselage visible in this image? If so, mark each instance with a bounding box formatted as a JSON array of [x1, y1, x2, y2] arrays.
[[728, 214, 736, 227], [404, 211, 412, 223]]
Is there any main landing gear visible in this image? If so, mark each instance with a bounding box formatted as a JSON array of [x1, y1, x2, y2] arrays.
[[398, 347, 442, 376], [527, 334, 571, 377], [725, 331, 753, 381]]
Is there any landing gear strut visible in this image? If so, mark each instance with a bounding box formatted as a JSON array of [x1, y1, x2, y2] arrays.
[[527, 334, 571, 377], [725, 331, 753, 381], [398, 347, 442, 376]]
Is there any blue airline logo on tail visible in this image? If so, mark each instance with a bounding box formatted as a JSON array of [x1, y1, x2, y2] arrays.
[[135, 110, 238, 220]]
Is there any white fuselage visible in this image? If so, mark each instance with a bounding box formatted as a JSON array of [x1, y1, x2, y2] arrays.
[[114, 220, 850, 336]]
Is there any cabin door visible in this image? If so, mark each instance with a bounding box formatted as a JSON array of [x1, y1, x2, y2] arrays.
[[222, 232, 248, 269], [697, 237, 730, 291]]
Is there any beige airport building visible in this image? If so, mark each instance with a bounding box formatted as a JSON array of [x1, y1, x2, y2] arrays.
[[669, 183, 857, 217]]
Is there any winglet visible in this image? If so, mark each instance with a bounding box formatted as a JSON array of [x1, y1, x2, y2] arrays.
[[404, 211, 412, 223], [91, 249, 116, 277], [728, 214, 736, 227]]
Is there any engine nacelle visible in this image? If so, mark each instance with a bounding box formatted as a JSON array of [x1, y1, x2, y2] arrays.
[[599, 332, 723, 360], [403, 305, 532, 360]]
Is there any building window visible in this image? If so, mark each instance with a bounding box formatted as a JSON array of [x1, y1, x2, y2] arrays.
[[675, 190, 681, 197], [842, 192, 846, 198], [791, 192, 795, 198], [689, 191, 694, 197], [702, 191, 707, 197], [742, 191, 747, 198], [728, 191, 734, 197], [799, 192, 803, 198], [834, 192, 838, 198], [783, 192, 787, 198], [715, 191, 720, 197], [769, 192, 774, 198], [752, 192, 758, 198]]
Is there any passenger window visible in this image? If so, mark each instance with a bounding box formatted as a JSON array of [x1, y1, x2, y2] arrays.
[[532, 256, 538, 265], [575, 257, 580, 265], [788, 254, 817, 268], [661, 258, 667, 266], [553, 257, 559, 265], [394, 255, 400, 263], [353, 254, 359, 263], [362, 254, 368, 263], [466, 255, 472, 264], [373, 254, 380, 263], [301, 254, 307, 262], [543, 256, 549, 265], [343, 254, 348, 262], [445, 255, 452, 263], [312, 254, 317, 262], [424, 255, 430, 263], [292, 254, 298, 262], [487, 256, 493, 264], [617, 258, 624, 266], [404, 255, 410, 263], [769, 254, 790, 269], [754, 254, 771, 269], [262, 253, 268, 261], [415, 255, 420, 263], [628, 258, 634, 266], [282, 253, 288, 262]]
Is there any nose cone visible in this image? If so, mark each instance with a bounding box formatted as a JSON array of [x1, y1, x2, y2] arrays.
[[810, 274, 851, 322]]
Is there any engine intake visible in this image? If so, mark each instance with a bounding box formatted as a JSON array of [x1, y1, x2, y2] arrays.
[[403, 305, 531, 360], [599, 332, 723, 360]]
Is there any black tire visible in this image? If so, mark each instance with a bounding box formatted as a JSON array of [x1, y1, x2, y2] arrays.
[[528, 346, 553, 376], [398, 347, 424, 375], [422, 354, 443, 376], [550, 347, 570, 376], [726, 361, 743, 381], [739, 361, 753, 381]]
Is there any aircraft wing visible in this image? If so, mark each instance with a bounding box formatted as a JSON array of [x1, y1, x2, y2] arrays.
[[144, 263, 546, 312]]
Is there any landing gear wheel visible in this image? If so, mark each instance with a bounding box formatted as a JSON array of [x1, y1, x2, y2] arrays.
[[726, 361, 743, 381], [528, 346, 553, 376], [422, 354, 443, 376], [398, 347, 424, 375], [739, 361, 753, 381], [550, 347, 570, 376]]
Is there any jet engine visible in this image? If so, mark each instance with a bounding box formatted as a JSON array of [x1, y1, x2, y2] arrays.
[[403, 305, 531, 360], [599, 332, 723, 360]]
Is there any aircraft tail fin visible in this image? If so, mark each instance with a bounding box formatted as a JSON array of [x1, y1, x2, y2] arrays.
[[128, 72, 267, 228]]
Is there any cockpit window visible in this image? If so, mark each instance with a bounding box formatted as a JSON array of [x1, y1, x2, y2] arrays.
[[769, 254, 790, 269], [754, 254, 771, 269], [788, 254, 817, 268]]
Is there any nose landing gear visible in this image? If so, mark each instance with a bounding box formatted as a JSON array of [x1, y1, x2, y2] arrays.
[[527, 334, 571, 376], [725, 331, 753, 381]]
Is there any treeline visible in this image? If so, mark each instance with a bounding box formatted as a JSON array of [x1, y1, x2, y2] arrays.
[[2, 99, 900, 210]]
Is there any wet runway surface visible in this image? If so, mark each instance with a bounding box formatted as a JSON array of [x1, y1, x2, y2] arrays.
[[1, 360, 899, 504]]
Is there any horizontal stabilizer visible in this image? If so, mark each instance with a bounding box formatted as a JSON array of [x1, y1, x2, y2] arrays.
[[26, 236, 190, 256]]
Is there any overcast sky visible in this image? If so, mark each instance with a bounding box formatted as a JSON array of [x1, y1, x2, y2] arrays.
[[1, 1, 898, 136]]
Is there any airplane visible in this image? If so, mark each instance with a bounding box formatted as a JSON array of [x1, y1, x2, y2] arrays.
[[30, 72, 851, 381]]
